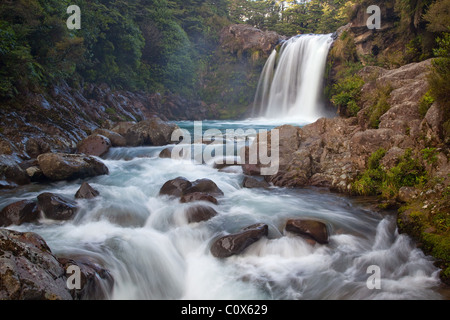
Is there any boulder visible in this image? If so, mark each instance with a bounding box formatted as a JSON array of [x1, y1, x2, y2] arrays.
[[0, 155, 30, 187], [93, 128, 127, 147], [210, 223, 268, 258], [37, 153, 109, 181], [0, 229, 73, 300], [180, 192, 218, 205], [185, 178, 224, 197], [124, 117, 179, 146], [0, 200, 40, 227], [159, 147, 173, 159], [285, 219, 329, 244], [58, 256, 114, 300], [77, 134, 111, 157], [213, 156, 240, 169], [242, 176, 270, 189], [159, 177, 192, 197], [37, 193, 78, 221], [25, 166, 45, 181], [110, 121, 136, 136], [25, 138, 51, 158], [75, 182, 100, 199], [185, 205, 218, 223]]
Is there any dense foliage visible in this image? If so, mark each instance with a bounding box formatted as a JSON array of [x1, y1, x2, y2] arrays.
[[229, 0, 355, 35], [0, 0, 230, 99]]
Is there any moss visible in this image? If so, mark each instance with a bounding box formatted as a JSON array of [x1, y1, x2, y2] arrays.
[[397, 184, 450, 284], [352, 148, 430, 199], [418, 90, 435, 118]]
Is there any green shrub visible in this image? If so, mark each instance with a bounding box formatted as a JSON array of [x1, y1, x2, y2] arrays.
[[418, 90, 435, 118], [351, 148, 386, 196], [367, 83, 394, 128], [331, 73, 365, 117], [352, 148, 429, 199]]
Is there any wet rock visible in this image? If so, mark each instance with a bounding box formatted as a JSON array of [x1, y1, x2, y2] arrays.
[[124, 117, 179, 146], [110, 121, 136, 137], [213, 157, 240, 169], [185, 178, 224, 197], [159, 177, 192, 197], [185, 205, 218, 223], [77, 134, 111, 157], [25, 166, 45, 181], [0, 155, 30, 187], [25, 138, 51, 158], [0, 229, 73, 300], [93, 128, 127, 147], [37, 153, 109, 181], [285, 219, 329, 244], [75, 182, 100, 199], [0, 200, 40, 227], [159, 147, 174, 159], [180, 192, 218, 205], [0, 139, 13, 155], [58, 256, 114, 300], [37, 193, 78, 221], [242, 176, 270, 189], [210, 223, 268, 258]]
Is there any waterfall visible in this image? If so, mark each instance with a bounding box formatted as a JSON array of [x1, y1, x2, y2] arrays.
[[252, 34, 334, 123]]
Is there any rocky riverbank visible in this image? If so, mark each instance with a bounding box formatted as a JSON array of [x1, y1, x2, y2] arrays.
[[244, 58, 450, 284]]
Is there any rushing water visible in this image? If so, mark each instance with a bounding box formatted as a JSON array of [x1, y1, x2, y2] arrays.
[[1, 120, 446, 300], [252, 34, 334, 123]]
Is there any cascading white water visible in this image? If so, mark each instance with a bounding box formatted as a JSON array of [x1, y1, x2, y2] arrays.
[[253, 34, 334, 123], [2, 121, 446, 300]]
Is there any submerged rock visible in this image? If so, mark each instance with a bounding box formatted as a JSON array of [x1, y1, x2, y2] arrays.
[[159, 177, 193, 197], [210, 223, 268, 258], [37, 153, 109, 181], [242, 176, 270, 189], [0, 200, 40, 227], [58, 256, 114, 300], [185, 205, 218, 223], [180, 192, 218, 205], [185, 178, 224, 197], [75, 182, 100, 199], [285, 219, 329, 244], [0, 229, 72, 300], [159, 147, 174, 159], [37, 193, 78, 221]]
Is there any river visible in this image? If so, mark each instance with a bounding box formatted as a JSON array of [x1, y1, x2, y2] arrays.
[[1, 120, 445, 300]]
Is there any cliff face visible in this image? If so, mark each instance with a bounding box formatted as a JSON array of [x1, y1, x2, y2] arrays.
[[0, 81, 219, 159], [199, 24, 284, 119]]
